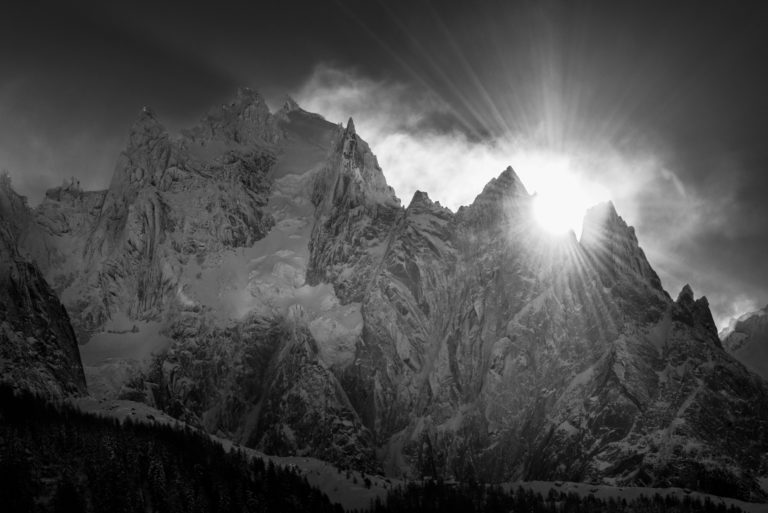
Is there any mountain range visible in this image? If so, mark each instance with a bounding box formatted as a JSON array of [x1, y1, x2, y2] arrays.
[[1, 88, 767, 503]]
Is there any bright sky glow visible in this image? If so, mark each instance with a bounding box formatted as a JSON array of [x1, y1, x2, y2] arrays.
[[532, 193, 582, 236], [511, 151, 610, 238]]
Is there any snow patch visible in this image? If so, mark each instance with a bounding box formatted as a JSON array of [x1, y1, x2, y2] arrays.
[[505, 481, 768, 513]]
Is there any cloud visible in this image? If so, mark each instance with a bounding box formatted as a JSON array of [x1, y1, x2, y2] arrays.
[[294, 65, 694, 222], [295, 65, 599, 209]]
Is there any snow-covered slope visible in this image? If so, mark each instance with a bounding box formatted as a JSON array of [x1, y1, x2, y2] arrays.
[[504, 481, 768, 513], [6, 89, 768, 502]]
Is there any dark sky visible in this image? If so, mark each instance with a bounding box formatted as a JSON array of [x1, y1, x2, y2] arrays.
[[2, 0, 768, 326]]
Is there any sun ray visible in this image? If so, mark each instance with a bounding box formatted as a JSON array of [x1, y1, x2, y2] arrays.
[[566, 237, 621, 339]]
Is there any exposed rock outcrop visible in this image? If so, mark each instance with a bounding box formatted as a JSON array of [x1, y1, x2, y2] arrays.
[[0, 175, 86, 397]]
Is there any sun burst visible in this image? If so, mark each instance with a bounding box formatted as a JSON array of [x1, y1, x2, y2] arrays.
[[512, 150, 609, 239]]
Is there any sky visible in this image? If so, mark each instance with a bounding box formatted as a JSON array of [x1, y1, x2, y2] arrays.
[[2, 0, 768, 328]]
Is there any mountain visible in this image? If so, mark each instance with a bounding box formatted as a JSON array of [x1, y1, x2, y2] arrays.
[[721, 306, 768, 379], [0, 173, 86, 398], [7, 90, 768, 501]]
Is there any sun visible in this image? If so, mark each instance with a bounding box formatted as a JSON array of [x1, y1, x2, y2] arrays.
[[532, 191, 584, 236], [511, 150, 609, 239]]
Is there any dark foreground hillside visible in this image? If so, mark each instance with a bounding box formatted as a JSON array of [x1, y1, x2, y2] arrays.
[[0, 385, 341, 513], [0, 385, 751, 513]]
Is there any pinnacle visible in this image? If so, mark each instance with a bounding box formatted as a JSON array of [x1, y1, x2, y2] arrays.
[[134, 106, 161, 128], [499, 166, 526, 192], [584, 201, 619, 223], [580, 201, 625, 244], [345, 117, 356, 136], [677, 284, 695, 303], [500, 165, 518, 180], [129, 106, 165, 146], [408, 190, 433, 209], [474, 166, 527, 202], [134, 105, 160, 124]]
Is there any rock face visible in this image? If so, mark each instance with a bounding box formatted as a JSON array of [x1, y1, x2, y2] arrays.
[[312, 159, 768, 499], [0, 174, 86, 398], [15, 94, 379, 471], [722, 305, 768, 379], [10, 90, 768, 499]]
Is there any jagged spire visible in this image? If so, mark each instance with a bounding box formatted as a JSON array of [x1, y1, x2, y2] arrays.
[[677, 284, 695, 304], [469, 166, 527, 206], [580, 201, 623, 246], [136, 106, 159, 125], [454, 166, 528, 228], [580, 200, 665, 293], [673, 283, 719, 343], [409, 190, 432, 206], [344, 117, 356, 137], [406, 190, 435, 212]]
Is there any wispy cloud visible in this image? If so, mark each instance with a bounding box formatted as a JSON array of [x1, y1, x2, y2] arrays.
[[294, 65, 696, 225]]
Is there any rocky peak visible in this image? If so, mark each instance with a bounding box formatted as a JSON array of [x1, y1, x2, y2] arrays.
[[673, 284, 720, 345], [406, 191, 452, 221], [339, 118, 358, 162], [481, 166, 527, 198], [407, 190, 433, 210], [456, 166, 529, 229], [188, 88, 280, 145], [344, 117, 356, 137], [676, 283, 695, 305], [580, 201, 621, 244], [102, 107, 174, 199], [128, 107, 166, 150], [312, 115, 398, 214], [233, 87, 272, 119], [580, 201, 664, 293]]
